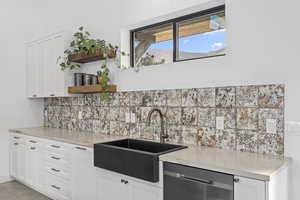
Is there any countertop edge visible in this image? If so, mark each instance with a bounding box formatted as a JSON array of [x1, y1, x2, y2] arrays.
[[159, 156, 270, 181], [9, 128, 94, 148], [10, 127, 290, 182]]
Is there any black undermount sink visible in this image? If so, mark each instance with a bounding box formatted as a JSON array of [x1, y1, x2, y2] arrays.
[[94, 139, 187, 182]]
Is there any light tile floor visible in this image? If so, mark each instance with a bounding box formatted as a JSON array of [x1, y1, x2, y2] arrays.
[[0, 181, 51, 200]]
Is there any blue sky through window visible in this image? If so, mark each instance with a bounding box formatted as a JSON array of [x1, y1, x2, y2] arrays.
[[149, 29, 225, 53]]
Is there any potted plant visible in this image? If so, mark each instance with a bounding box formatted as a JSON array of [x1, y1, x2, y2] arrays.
[[58, 26, 130, 101]]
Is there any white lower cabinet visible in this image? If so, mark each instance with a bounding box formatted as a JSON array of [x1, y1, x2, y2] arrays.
[[96, 168, 163, 200], [11, 133, 286, 200], [16, 142, 26, 182], [130, 180, 163, 200], [9, 138, 18, 178], [96, 170, 130, 200], [234, 176, 266, 200], [45, 173, 71, 200], [25, 138, 44, 191], [71, 145, 96, 200]]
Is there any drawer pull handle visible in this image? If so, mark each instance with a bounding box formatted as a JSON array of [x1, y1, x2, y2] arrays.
[[51, 156, 60, 160], [51, 185, 61, 190], [51, 168, 60, 173], [76, 147, 87, 151], [14, 143, 18, 146], [51, 145, 60, 149], [29, 140, 37, 143], [50, 94, 55, 97], [121, 179, 129, 184], [30, 147, 36, 150], [13, 137, 20, 139], [234, 178, 240, 183]]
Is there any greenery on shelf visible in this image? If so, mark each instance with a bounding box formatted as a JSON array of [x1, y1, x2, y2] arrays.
[[97, 66, 111, 102], [58, 26, 130, 102], [58, 26, 118, 71]]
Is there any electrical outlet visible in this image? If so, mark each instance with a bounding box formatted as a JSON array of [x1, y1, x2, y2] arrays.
[[216, 117, 224, 130], [78, 111, 83, 120], [125, 113, 131, 123], [131, 113, 136, 123], [266, 119, 277, 134]]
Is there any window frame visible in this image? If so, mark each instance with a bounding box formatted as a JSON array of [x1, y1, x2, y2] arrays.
[[130, 4, 225, 67]]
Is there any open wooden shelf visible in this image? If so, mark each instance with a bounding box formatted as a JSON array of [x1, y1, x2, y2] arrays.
[[68, 84, 117, 94], [68, 49, 116, 64]]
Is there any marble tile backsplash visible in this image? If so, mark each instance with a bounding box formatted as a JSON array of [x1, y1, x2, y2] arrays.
[[44, 84, 285, 156]]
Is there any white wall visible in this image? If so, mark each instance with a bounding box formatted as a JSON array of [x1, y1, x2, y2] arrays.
[[31, 0, 300, 122], [10, 0, 300, 198], [0, 0, 44, 183]]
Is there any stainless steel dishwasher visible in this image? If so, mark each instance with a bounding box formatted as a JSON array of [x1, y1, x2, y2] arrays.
[[164, 162, 234, 200]]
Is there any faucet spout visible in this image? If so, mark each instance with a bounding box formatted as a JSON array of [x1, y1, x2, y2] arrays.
[[146, 108, 168, 143]]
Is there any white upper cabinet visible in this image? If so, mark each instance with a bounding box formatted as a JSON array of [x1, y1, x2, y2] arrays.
[[26, 32, 69, 98], [26, 43, 41, 98], [234, 176, 266, 200]]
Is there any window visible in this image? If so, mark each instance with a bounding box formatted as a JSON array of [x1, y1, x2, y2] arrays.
[[130, 5, 225, 67]]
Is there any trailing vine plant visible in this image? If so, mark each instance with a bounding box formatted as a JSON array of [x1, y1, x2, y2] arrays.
[[58, 26, 130, 102]]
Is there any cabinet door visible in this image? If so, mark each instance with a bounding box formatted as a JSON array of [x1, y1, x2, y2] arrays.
[[43, 37, 55, 97], [234, 176, 266, 200], [26, 43, 38, 98], [96, 170, 130, 200], [130, 181, 163, 200], [36, 41, 44, 97], [10, 141, 18, 178], [43, 33, 66, 97], [26, 141, 44, 190], [71, 146, 96, 200], [16, 143, 26, 182], [52, 34, 66, 97]]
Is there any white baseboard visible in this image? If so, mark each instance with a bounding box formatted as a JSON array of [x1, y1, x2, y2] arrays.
[[0, 176, 13, 184]]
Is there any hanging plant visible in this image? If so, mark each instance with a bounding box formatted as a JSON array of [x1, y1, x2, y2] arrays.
[[57, 26, 117, 70], [57, 26, 130, 102]]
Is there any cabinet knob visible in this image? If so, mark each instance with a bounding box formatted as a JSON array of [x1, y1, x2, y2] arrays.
[[234, 178, 240, 183], [14, 142, 18, 146], [29, 140, 37, 144], [51, 145, 60, 148]]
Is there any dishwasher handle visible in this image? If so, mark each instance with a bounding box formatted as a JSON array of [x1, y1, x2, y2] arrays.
[[164, 170, 214, 185]]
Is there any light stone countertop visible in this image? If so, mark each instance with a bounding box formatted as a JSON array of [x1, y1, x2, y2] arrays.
[[9, 127, 126, 147], [9, 127, 290, 181], [160, 145, 291, 181]]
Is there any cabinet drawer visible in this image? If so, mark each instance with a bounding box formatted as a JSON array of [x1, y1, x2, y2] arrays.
[[45, 141, 69, 156], [46, 164, 70, 181], [45, 173, 70, 200], [45, 152, 70, 168], [11, 134, 25, 144], [26, 137, 43, 146]]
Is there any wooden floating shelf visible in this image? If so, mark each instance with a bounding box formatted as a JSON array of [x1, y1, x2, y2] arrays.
[[68, 49, 116, 64], [68, 85, 117, 94]]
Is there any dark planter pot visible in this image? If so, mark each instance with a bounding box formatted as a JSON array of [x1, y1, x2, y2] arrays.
[[74, 73, 84, 86], [91, 75, 98, 85], [83, 74, 93, 86]]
